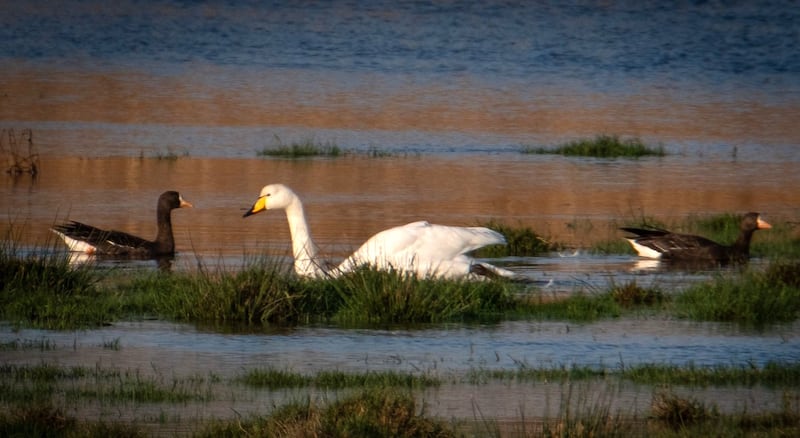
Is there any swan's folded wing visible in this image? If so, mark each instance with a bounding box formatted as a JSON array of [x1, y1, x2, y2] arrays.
[[339, 221, 506, 272]]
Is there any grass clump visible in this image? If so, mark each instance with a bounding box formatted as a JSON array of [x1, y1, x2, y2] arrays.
[[624, 362, 800, 387], [331, 268, 517, 324], [239, 368, 439, 390], [0, 235, 108, 329], [523, 134, 665, 158], [197, 390, 457, 438], [117, 261, 516, 326], [521, 292, 621, 322], [651, 390, 716, 430], [476, 219, 559, 257], [115, 255, 342, 325], [0, 363, 212, 405], [675, 261, 800, 325], [517, 282, 666, 322], [257, 136, 342, 158], [467, 361, 800, 388], [610, 281, 667, 308]]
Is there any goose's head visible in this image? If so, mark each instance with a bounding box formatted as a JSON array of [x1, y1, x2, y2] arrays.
[[158, 191, 193, 210], [741, 212, 772, 232], [243, 184, 298, 217]]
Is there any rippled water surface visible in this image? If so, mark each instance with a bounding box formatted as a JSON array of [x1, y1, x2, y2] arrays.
[[2, 0, 799, 428]]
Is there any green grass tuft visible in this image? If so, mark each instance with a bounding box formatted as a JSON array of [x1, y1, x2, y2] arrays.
[[330, 267, 517, 324], [257, 136, 342, 158], [520, 292, 622, 322], [675, 261, 800, 325], [610, 281, 667, 308], [196, 390, 458, 438], [476, 219, 559, 257], [651, 390, 716, 429], [0, 234, 108, 329], [239, 368, 440, 390], [523, 134, 665, 158]]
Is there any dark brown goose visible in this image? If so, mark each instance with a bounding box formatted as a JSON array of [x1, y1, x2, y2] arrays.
[[620, 212, 771, 264], [52, 191, 192, 257]]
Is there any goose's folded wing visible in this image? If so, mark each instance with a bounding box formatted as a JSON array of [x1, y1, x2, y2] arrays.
[[633, 233, 719, 254], [52, 221, 150, 253]]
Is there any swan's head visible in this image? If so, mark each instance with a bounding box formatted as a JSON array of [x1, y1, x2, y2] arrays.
[[243, 184, 297, 217]]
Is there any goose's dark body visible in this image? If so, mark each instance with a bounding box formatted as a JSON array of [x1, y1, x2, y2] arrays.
[[621, 212, 771, 264], [52, 191, 192, 257]]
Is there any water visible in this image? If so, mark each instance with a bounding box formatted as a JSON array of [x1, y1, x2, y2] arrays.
[[2, 0, 799, 427], [1, 0, 799, 158]]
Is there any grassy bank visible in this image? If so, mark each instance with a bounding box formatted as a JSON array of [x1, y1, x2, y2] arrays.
[[2, 245, 799, 329]]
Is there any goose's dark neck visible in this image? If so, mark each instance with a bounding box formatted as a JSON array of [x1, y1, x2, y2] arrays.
[[731, 228, 755, 256], [153, 206, 175, 254]]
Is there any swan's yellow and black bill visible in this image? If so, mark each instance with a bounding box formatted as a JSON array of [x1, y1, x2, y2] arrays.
[[243, 196, 267, 218]]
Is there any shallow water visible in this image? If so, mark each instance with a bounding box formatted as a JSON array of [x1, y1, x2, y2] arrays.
[[1, 318, 796, 426], [2, 0, 799, 428]]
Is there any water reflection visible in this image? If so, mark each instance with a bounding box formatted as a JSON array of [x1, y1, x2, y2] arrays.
[[67, 252, 175, 272], [5, 156, 798, 263]]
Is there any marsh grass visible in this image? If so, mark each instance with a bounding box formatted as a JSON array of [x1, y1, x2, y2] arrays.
[[115, 259, 518, 326], [651, 391, 716, 430], [239, 368, 440, 390], [467, 361, 800, 389], [116, 256, 340, 325], [3, 361, 800, 437], [0, 338, 57, 351], [520, 291, 622, 321], [0, 363, 212, 405], [523, 134, 665, 158], [476, 219, 560, 257], [1, 128, 39, 175], [257, 136, 342, 158], [197, 390, 458, 438], [610, 281, 667, 308], [624, 361, 800, 387], [538, 383, 633, 438], [675, 261, 800, 325], [330, 268, 517, 324], [0, 232, 108, 329]]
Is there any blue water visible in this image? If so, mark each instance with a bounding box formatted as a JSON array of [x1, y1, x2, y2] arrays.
[[3, 0, 798, 98]]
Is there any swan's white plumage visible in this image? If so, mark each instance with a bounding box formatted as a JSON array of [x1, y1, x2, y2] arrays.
[[243, 184, 514, 280]]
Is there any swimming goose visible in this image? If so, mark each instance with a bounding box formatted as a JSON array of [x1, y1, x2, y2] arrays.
[[620, 212, 771, 264], [52, 191, 192, 257], [242, 183, 515, 280]]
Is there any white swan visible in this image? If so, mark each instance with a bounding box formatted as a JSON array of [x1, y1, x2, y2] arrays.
[[242, 184, 516, 280]]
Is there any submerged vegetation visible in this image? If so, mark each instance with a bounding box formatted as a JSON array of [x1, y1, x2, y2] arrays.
[[256, 136, 400, 158], [2, 360, 799, 436], [257, 136, 342, 158], [1, 128, 38, 175], [523, 134, 666, 158]]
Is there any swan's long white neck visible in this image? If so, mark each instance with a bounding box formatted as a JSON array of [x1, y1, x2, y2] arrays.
[[283, 196, 326, 277]]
